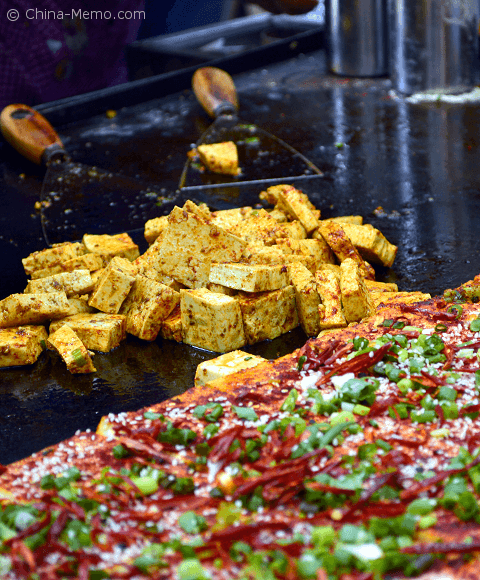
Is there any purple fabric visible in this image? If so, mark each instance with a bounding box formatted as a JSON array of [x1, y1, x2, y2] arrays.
[[0, 0, 145, 109]]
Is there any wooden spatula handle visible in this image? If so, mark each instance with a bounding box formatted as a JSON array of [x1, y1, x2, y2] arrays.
[[0, 104, 66, 165], [192, 67, 239, 119]]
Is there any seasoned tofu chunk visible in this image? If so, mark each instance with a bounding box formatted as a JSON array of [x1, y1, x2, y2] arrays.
[[209, 263, 289, 293], [47, 325, 96, 374], [260, 184, 319, 216], [370, 291, 431, 309], [364, 279, 399, 293], [88, 257, 137, 314], [25, 270, 94, 297], [181, 288, 245, 352], [83, 233, 139, 262], [144, 215, 169, 245], [49, 313, 126, 352], [210, 207, 253, 231], [30, 253, 104, 279], [275, 220, 307, 240], [339, 223, 398, 268], [318, 221, 375, 280], [238, 285, 298, 344], [160, 304, 183, 342], [319, 215, 364, 226], [194, 350, 266, 387], [340, 258, 375, 323], [206, 283, 237, 296], [152, 206, 246, 289], [22, 242, 86, 276], [315, 269, 347, 330], [288, 263, 321, 336], [0, 325, 48, 368], [0, 292, 70, 328], [120, 275, 180, 341], [231, 209, 285, 246], [197, 141, 240, 176], [65, 298, 96, 316], [276, 185, 319, 233], [276, 238, 336, 268]]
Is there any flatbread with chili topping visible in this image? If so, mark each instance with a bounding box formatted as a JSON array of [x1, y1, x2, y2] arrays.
[[2, 274, 480, 579]]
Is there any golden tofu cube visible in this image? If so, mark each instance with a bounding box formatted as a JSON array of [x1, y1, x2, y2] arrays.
[[210, 207, 253, 231], [340, 258, 375, 323], [0, 325, 48, 368], [88, 257, 137, 314], [182, 199, 212, 221], [276, 238, 336, 268], [288, 263, 321, 336], [209, 262, 289, 293], [206, 283, 237, 296], [160, 304, 183, 342], [30, 253, 104, 279], [267, 208, 289, 223], [260, 184, 319, 215], [48, 325, 96, 374], [144, 215, 169, 244], [0, 292, 70, 328], [318, 221, 375, 280], [197, 141, 240, 176], [152, 206, 246, 289], [82, 233, 139, 262], [315, 270, 347, 330], [140, 267, 185, 292], [371, 291, 431, 309], [25, 269, 94, 297], [231, 209, 284, 246], [120, 275, 180, 341], [194, 350, 266, 387], [238, 285, 298, 344], [339, 223, 398, 268], [181, 288, 246, 352], [319, 215, 364, 226], [364, 279, 399, 293], [49, 313, 126, 352], [22, 242, 86, 276], [65, 298, 96, 316], [276, 186, 319, 233], [275, 220, 307, 240]]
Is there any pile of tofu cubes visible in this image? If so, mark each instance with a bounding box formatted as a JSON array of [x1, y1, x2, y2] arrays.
[[0, 184, 421, 375]]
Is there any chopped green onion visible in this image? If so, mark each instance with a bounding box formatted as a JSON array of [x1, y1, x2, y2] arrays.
[[447, 304, 463, 319], [71, 347, 87, 367], [434, 323, 447, 332], [470, 317, 480, 332], [297, 355, 307, 371]]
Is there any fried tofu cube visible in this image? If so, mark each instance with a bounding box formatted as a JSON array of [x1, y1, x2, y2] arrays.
[[119, 275, 180, 341], [160, 304, 183, 342], [49, 313, 126, 352], [339, 223, 398, 268], [276, 186, 319, 233], [267, 208, 289, 223], [47, 325, 96, 374], [275, 220, 307, 240], [197, 141, 240, 176], [182, 200, 212, 221], [30, 253, 104, 279], [276, 238, 336, 268], [371, 291, 431, 309], [82, 233, 139, 262], [139, 267, 185, 292], [65, 298, 97, 316], [288, 263, 321, 336], [318, 221, 375, 280], [260, 184, 319, 215], [25, 270, 94, 297], [22, 242, 86, 276], [152, 206, 246, 288], [0, 292, 70, 328], [181, 288, 245, 352], [194, 350, 266, 387], [144, 215, 169, 245], [238, 285, 298, 344], [340, 258, 375, 323], [0, 325, 48, 368], [209, 263, 289, 293], [315, 270, 347, 330], [88, 257, 137, 314], [319, 215, 364, 226], [210, 207, 253, 231], [231, 209, 284, 246], [206, 283, 238, 296], [364, 280, 399, 293]]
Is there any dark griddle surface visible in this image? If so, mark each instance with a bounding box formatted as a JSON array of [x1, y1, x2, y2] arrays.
[[2, 46, 480, 465]]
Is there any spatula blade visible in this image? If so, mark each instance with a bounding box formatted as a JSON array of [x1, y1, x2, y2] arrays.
[[179, 121, 322, 189], [40, 161, 176, 245]]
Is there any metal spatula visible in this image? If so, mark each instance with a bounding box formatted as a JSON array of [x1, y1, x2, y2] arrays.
[[0, 104, 174, 246], [178, 67, 323, 208]]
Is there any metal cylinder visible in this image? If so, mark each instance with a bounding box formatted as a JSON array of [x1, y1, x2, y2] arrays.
[[326, 0, 388, 77], [388, 0, 479, 95]]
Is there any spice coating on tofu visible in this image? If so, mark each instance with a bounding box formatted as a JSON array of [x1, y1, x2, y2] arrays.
[[0, 325, 48, 368], [196, 141, 240, 176], [209, 262, 289, 293], [49, 313, 126, 352], [194, 349, 266, 387], [47, 324, 96, 374], [88, 257, 137, 314]]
